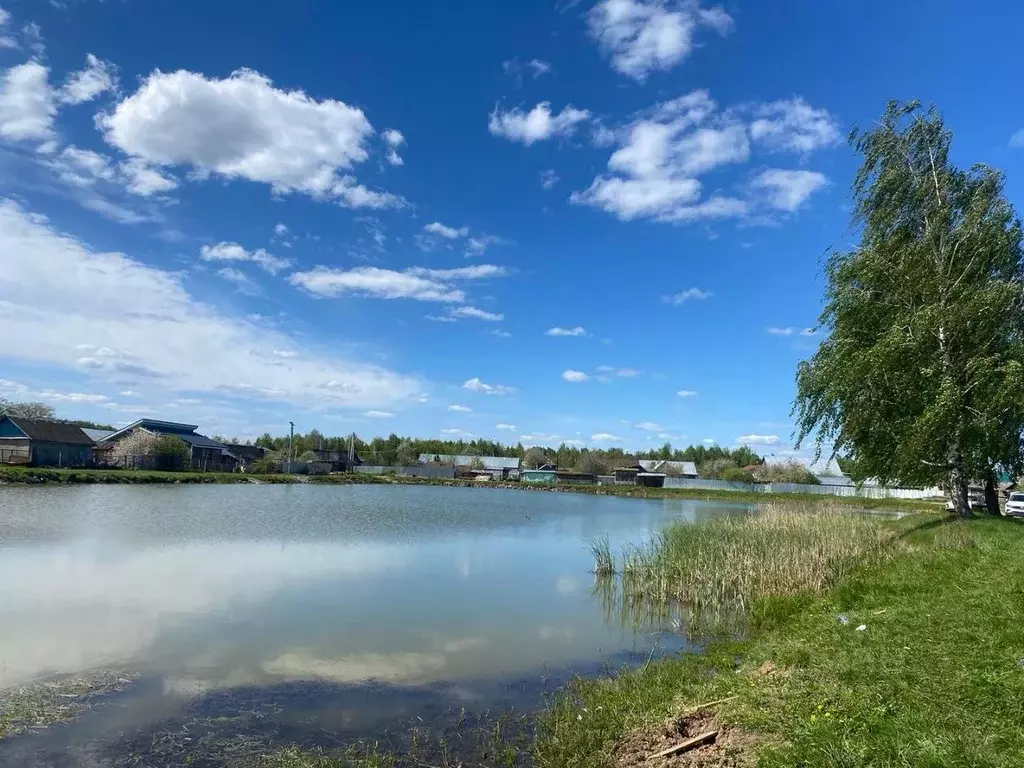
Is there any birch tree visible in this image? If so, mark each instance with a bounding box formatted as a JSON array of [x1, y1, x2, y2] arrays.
[[795, 101, 1024, 516]]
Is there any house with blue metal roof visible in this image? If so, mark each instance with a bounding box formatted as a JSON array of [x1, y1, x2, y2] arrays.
[[98, 419, 236, 471]]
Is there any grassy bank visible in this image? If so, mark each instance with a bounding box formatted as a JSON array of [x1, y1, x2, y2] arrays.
[[537, 512, 1024, 768]]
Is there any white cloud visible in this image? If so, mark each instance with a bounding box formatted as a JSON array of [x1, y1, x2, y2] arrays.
[[502, 58, 553, 81], [407, 265, 507, 280], [634, 421, 661, 431], [364, 410, 395, 418], [0, 61, 55, 141], [274, 222, 288, 236], [491, 329, 512, 338], [737, 433, 781, 446], [767, 326, 818, 337], [540, 169, 560, 190], [382, 128, 405, 165], [546, 326, 586, 337], [36, 390, 109, 404], [591, 432, 621, 442], [488, 102, 590, 146], [120, 158, 177, 196], [751, 169, 828, 212], [465, 235, 504, 257], [60, 54, 117, 105], [562, 369, 589, 382], [587, 0, 733, 81], [292, 263, 507, 307], [571, 176, 701, 221], [47, 145, 116, 186], [520, 432, 560, 443], [118, 390, 140, 397], [572, 89, 836, 224], [1010, 129, 1024, 149], [528, 59, 552, 77], [749, 98, 841, 153], [417, 224, 503, 258], [97, 68, 402, 208], [291, 267, 465, 302], [448, 404, 472, 413], [424, 221, 469, 239], [425, 314, 458, 323], [596, 365, 639, 378], [676, 389, 697, 397], [215, 267, 260, 296], [200, 242, 291, 274], [463, 377, 514, 396], [666, 287, 712, 305], [495, 423, 516, 431], [271, 349, 299, 359], [0, 7, 10, 27], [449, 305, 503, 322], [441, 428, 475, 437], [0, 198, 421, 408], [44, 145, 178, 199]]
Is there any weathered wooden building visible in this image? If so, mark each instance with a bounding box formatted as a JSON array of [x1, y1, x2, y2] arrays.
[[0, 416, 95, 467]]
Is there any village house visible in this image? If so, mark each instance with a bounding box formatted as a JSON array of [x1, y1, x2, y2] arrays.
[[99, 419, 236, 471], [0, 415, 95, 467], [418, 454, 521, 480]]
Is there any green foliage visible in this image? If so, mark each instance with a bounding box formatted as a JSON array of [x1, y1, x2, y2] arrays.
[[795, 101, 1024, 514], [152, 435, 189, 462], [756, 460, 821, 485], [720, 466, 755, 483], [251, 457, 280, 474], [395, 440, 417, 466], [522, 446, 549, 469]]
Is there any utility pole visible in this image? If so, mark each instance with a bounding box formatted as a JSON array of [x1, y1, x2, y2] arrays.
[[348, 432, 355, 469], [288, 421, 294, 474]]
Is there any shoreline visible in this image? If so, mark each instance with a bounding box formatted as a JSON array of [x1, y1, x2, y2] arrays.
[[5, 511, 1016, 768], [0, 465, 938, 510]]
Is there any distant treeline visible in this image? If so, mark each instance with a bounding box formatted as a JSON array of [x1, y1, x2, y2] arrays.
[[229, 430, 767, 477]]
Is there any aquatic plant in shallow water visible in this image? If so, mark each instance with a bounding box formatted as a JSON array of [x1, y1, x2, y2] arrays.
[[601, 502, 900, 629]]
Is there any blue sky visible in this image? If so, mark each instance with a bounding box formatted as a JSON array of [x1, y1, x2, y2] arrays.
[[1, 0, 1022, 457]]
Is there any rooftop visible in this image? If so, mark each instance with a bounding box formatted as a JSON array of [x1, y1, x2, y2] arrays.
[[1, 416, 95, 446], [418, 454, 521, 470]]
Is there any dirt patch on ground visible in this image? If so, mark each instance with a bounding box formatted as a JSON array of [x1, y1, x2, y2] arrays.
[[609, 711, 759, 768]]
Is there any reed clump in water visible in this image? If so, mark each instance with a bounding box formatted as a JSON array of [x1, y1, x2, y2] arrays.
[[609, 502, 900, 617], [589, 535, 615, 576]]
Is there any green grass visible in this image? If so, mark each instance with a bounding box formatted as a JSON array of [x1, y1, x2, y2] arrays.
[[535, 514, 1024, 768]]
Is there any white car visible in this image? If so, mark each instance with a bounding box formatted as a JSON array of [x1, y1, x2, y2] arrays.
[[1006, 492, 1024, 518]]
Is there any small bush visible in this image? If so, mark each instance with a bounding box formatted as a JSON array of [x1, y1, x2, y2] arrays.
[[720, 466, 755, 483], [251, 458, 281, 474], [755, 459, 821, 485]]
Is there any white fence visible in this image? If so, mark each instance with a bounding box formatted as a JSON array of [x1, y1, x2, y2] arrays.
[[355, 465, 456, 479], [662, 476, 942, 500]]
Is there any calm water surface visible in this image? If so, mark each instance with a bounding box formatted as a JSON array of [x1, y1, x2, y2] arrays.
[[0, 484, 751, 759]]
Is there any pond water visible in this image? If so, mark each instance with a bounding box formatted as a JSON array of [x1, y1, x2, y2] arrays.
[[0, 484, 751, 763]]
